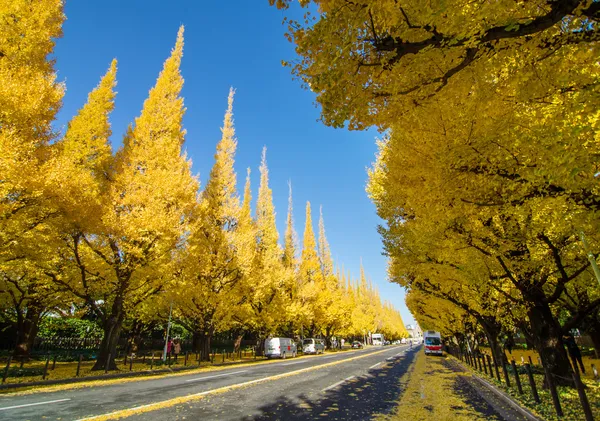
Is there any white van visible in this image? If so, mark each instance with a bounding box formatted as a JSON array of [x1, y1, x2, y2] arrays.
[[302, 338, 325, 354], [423, 331, 443, 356], [264, 337, 297, 359]]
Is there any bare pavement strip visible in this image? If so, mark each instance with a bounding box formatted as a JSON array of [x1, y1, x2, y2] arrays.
[[0, 345, 410, 421]]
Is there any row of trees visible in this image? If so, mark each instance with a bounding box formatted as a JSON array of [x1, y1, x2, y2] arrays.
[[0, 1, 406, 370], [271, 0, 600, 387]]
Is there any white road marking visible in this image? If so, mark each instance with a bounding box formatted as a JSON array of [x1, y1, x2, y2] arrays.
[[323, 379, 346, 391], [185, 370, 247, 383], [323, 376, 356, 391], [369, 362, 381, 369], [280, 361, 306, 366], [0, 398, 71, 411], [321, 355, 336, 359]]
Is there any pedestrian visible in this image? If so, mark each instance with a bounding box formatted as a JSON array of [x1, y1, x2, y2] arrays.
[[167, 338, 173, 357], [564, 333, 585, 374], [174, 339, 181, 362]]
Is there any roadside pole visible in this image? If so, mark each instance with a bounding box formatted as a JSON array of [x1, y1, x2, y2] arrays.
[[162, 301, 173, 362], [580, 231, 600, 286]]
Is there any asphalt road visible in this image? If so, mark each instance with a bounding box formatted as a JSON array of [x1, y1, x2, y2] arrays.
[[0, 345, 415, 421]]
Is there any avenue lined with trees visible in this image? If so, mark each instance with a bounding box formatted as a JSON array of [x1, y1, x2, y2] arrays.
[[1, 0, 599, 419], [0, 0, 407, 372]]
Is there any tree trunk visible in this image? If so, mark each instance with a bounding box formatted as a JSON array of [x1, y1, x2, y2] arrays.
[[528, 301, 574, 387], [255, 337, 266, 357], [325, 327, 333, 349], [13, 301, 43, 360], [198, 328, 213, 362], [91, 296, 125, 371], [192, 330, 201, 353], [583, 315, 600, 359], [479, 317, 504, 370], [233, 332, 244, 353], [525, 334, 535, 350], [126, 320, 144, 356], [307, 322, 316, 338]]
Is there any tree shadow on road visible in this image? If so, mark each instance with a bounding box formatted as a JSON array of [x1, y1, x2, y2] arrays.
[[244, 348, 419, 421]]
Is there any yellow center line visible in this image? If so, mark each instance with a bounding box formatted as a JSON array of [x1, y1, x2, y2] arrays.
[[76, 346, 399, 421]]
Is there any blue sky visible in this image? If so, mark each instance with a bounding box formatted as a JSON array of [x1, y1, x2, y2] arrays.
[[52, 0, 414, 326]]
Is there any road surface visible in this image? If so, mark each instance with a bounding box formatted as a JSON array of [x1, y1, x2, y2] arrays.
[[0, 345, 414, 420]]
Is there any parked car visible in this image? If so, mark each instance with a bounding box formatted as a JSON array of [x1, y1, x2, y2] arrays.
[[302, 338, 325, 354], [401, 338, 407, 344], [351, 341, 363, 349], [264, 337, 297, 359]]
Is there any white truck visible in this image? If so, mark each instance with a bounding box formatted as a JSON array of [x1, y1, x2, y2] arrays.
[[372, 333, 385, 346]]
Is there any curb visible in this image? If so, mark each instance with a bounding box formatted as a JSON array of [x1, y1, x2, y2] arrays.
[[0, 365, 195, 390], [469, 375, 542, 421], [446, 357, 541, 421]]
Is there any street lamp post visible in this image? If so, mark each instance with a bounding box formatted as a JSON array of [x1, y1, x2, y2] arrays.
[[162, 301, 173, 362], [580, 231, 600, 286]]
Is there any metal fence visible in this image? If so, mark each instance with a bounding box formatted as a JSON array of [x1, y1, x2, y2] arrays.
[[445, 344, 595, 421], [4, 336, 260, 354]]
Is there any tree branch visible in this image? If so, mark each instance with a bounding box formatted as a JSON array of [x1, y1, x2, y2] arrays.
[[496, 256, 523, 290], [375, 0, 591, 65]]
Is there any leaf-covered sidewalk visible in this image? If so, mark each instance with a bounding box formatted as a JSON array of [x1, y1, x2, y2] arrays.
[[380, 352, 514, 421]]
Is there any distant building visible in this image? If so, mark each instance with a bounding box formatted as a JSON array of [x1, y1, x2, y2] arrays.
[[406, 323, 423, 339]]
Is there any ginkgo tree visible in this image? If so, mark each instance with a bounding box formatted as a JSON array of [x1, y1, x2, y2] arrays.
[[174, 88, 243, 361], [0, 0, 65, 359], [237, 149, 288, 354], [315, 208, 350, 347], [294, 201, 323, 337], [47, 27, 198, 370]]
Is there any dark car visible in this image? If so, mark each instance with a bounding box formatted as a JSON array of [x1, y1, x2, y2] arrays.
[[351, 341, 363, 349]]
